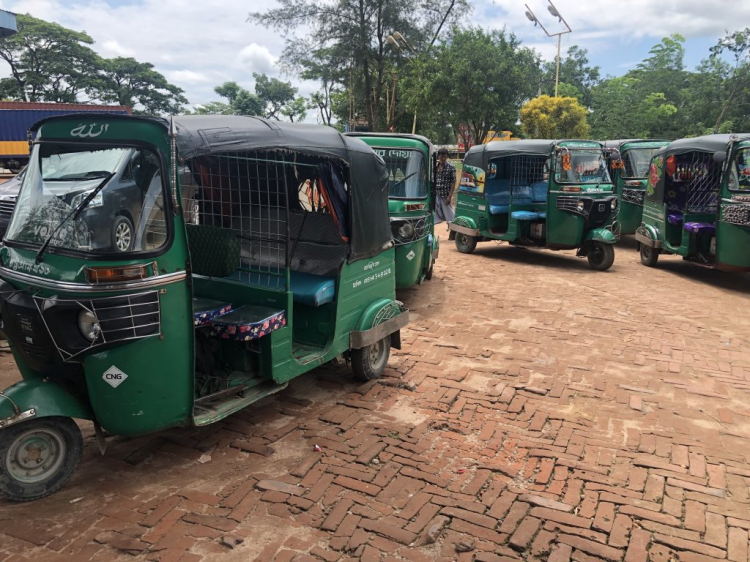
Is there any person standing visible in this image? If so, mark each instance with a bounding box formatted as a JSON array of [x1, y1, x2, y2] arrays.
[[434, 147, 456, 224]]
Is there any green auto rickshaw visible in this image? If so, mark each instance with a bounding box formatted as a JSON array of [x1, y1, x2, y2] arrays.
[[636, 133, 750, 270], [0, 114, 409, 501], [603, 139, 670, 235], [346, 133, 438, 288], [450, 140, 619, 270]]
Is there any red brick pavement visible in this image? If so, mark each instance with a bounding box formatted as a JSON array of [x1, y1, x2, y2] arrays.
[[1, 238, 750, 561]]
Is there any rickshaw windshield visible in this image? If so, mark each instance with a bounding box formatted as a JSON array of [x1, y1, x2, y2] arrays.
[[375, 148, 428, 199], [5, 142, 168, 254], [555, 149, 610, 184], [622, 148, 662, 179], [728, 147, 750, 192]]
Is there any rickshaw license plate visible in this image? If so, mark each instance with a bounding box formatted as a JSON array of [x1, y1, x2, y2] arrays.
[[598, 204, 605, 212], [18, 315, 34, 335]]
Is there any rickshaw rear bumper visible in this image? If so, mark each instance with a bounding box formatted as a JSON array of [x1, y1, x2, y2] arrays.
[[0, 379, 93, 430], [350, 310, 409, 350], [448, 222, 480, 237]]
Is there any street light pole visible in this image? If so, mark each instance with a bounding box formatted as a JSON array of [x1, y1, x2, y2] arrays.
[[524, 1, 572, 97], [387, 31, 419, 134]]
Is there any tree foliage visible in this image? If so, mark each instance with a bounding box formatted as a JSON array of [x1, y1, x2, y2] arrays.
[[407, 27, 539, 146], [520, 95, 589, 139], [249, 0, 468, 132], [194, 76, 306, 121]]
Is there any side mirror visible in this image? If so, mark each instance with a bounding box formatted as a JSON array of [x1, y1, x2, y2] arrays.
[[713, 151, 727, 163]]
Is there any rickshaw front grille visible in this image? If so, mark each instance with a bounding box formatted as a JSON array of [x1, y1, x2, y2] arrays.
[[622, 188, 645, 206], [91, 292, 161, 342]]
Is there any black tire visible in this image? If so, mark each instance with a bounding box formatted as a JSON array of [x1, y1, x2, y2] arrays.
[[351, 336, 391, 381], [455, 233, 477, 254], [640, 244, 660, 267], [112, 215, 134, 252], [587, 242, 615, 271], [0, 417, 83, 502], [424, 260, 434, 280]]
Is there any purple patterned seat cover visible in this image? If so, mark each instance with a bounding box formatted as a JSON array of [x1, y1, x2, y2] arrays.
[[210, 306, 287, 341], [683, 222, 716, 235], [667, 213, 683, 225], [193, 298, 233, 327]]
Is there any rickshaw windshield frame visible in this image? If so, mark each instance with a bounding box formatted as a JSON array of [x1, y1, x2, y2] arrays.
[[554, 148, 611, 185], [3, 138, 174, 261], [621, 147, 664, 180], [374, 147, 428, 200]]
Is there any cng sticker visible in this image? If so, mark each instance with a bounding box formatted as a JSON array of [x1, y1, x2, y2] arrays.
[[103, 366, 128, 388], [406, 250, 416, 261]]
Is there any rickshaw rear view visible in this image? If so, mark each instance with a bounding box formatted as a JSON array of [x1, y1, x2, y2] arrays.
[[0, 115, 408, 501]]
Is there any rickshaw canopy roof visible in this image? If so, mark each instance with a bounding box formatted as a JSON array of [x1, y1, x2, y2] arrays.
[[655, 134, 750, 157], [464, 139, 600, 169], [345, 132, 433, 152]]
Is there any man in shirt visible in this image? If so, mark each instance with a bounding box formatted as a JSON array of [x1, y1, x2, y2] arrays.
[[434, 147, 456, 224]]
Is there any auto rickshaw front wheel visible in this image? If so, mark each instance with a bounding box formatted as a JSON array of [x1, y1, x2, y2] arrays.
[[0, 417, 83, 502], [640, 244, 660, 267], [586, 242, 615, 271], [455, 233, 477, 254], [351, 336, 391, 381]]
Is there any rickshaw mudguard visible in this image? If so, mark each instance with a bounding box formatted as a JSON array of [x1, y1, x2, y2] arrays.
[[0, 378, 93, 430], [449, 216, 480, 237], [350, 298, 409, 350], [583, 228, 617, 244], [634, 224, 661, 248]]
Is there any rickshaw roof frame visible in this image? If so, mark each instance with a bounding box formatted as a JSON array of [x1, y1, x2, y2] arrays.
[[29, 113, 392, 264], [464, 139, 603, 169], [602, 139, 671, 150], [345, 132, 433, 152], [653, 133, 750, 158]]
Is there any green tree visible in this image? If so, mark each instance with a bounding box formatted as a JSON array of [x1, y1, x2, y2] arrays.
[[92, 57, 187, 114], [406, 27, 539, 147], [520, 95, 589, 139], [249, 0, 468, 132], [253, 73, 297, 120], [708, 28, 750, 133], [280, 97, 309, 122], [0, 14, 100, 102]]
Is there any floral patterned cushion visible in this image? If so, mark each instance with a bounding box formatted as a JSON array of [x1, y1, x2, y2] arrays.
[[210, 306, 286, 341], [683, 222, 716, 235], [193, 297, 233, 327]]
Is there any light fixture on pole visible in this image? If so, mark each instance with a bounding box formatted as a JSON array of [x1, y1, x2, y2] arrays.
[[387, 31, 419, 134], [524, 1, 572, 97]]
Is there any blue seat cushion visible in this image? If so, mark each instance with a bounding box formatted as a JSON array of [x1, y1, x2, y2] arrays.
[[210, 306, 286, 341], [531, 182, 548, 202], [489, 204, 510, 215], [667, 213, 683, 225], [683, 222, 716, 235], [227, 270, 336, 307], [193, 297, 233, 327], [537, 212, 547, 219], [511, 210, 540, 221]]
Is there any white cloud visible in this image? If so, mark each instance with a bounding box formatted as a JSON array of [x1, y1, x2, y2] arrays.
[[1, 0, 748, 122], [237, 43, 277, 74]]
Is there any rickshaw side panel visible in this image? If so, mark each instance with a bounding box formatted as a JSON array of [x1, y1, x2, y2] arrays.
[[716, 221, 750, 269], [395, 240, 427, 288], [545, 197, 585, 248], [81, 281, 195, 436]]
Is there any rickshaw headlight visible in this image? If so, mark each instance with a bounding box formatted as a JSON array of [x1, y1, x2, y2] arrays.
[[576, 200, 585, 212], [611, 199, 617, 210], [78, 310, 101, 342], [398, 222, 415, 239]]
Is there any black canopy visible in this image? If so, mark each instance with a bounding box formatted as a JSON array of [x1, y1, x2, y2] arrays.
[[170, 116, 390, 262], [464, 140, 557, 169], [655, 134, 750, 157]]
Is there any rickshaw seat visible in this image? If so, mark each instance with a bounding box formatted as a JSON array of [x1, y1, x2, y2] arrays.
[[193, 297, 233, 327], [667, 213, 683, 225], [210, 306, 286, 341], [511, 211, 540, 221], [489, 204, 510, 215], [683, 222, 716, 235], [227, 270, 336, 307], [531, 182, 548, 202]]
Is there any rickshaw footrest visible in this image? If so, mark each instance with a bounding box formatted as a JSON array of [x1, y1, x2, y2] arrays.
[[193, 380, 288, 426]]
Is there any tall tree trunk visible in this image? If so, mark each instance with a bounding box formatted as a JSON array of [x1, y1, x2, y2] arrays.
[[358, 0, 374, 130]]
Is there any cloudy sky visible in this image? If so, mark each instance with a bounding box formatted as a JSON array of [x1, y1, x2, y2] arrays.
[[1, 0, 748, 122]]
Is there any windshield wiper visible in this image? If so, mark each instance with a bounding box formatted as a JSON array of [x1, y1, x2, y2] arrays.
[[391, 171, 418, 189], [35, 173, 114, 263]]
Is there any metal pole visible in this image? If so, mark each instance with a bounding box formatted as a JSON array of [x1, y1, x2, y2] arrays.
[[555, 34, 561, 97], [412, 111, 417, 134]]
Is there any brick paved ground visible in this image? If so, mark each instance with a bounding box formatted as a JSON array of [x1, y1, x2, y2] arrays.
[[1, 236, 750, 562]]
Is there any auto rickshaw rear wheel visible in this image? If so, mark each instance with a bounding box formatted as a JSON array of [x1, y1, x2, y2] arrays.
[[455, 233, 477, 254], [351, 336, 391, 381], [424, 260, 434, 280], [640, 244, 660, 267], [587, 242, 615, 271], [0, 417, 83, 502]]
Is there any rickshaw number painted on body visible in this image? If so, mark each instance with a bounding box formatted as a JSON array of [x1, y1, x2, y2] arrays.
[[352, 267, 393, 289], [103, 366, 128, 388]]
